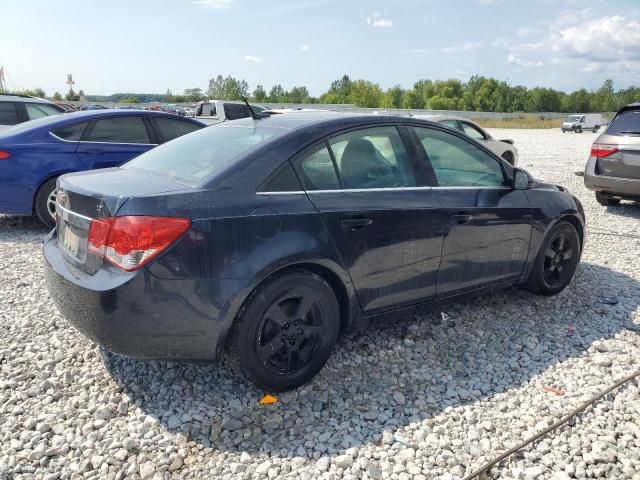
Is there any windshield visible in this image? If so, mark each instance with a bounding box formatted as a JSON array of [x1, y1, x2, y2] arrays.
[[566, 115, 581, 122], [123, 123, 286, 185]]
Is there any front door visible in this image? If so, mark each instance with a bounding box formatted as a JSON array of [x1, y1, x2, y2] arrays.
[[293, 125, 447, 314], [410, 125, 532, 296]]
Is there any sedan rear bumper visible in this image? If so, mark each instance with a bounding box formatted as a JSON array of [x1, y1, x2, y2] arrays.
[[584, 157, 640, 199], [43, 232, 235, 361]]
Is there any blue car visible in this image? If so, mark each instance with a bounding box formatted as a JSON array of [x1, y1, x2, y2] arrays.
[[44, 112, 585, 392], [0, 110, 204, 226]]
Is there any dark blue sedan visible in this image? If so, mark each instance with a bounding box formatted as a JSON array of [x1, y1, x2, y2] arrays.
[[0, 110, 204, 226], [44, 112, 585, 391]]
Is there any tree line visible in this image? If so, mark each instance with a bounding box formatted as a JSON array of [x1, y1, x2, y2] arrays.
[[17, 75, 640, 112]]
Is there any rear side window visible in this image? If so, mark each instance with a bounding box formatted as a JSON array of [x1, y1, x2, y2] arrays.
[[224, 103, 251, 121], [440, 120, 459, 130], [25, 103, 63, 120], [328, 126, 416, 189], [87, 117, 151, 144], [295, 144, 340, 191], [606, 110, 640, 136], [259, 163, 302, 192], [51, 122, 88, 141], [152, 117, 202, 143], [461, 122, 486, 140], [413, 127, 504, 187], [0, 103, 19, 125]]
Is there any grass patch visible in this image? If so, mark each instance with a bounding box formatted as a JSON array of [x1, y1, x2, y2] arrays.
[[476, 118, 564, 129]]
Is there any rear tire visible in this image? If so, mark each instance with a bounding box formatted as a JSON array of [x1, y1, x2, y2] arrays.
[[524, 221, 581, 296], [227, 270, 340, 392], [595, 191, 620, 206], [34, 178, 58, 228], [576, 126, 583, 133]]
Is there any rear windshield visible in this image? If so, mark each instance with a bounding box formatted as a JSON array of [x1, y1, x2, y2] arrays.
[[123, 123, 286, 185], [606, 110, 640, 136]]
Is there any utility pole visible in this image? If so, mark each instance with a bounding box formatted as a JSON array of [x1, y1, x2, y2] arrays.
[[66, 74, 75, 92]]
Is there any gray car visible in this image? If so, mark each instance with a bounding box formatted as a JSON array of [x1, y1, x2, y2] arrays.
[[0, 93, 65, 132], [584, 103, 640, 206], [412, 115, 519, 165]]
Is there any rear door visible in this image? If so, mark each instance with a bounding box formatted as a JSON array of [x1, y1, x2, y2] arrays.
[[293, 125, 447, 314], [76, 115, 157, 169], [410, 125, 532, 296]]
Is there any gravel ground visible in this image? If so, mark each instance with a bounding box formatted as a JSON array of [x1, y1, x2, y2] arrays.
[[1, 128, 639, 480]]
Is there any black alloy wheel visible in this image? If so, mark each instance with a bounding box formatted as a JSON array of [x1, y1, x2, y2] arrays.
[[227, 270, 340, 392], [524, 222, 581, 296]]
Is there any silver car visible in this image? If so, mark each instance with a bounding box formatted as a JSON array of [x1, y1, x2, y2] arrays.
[[412, 115, 519, 165], [0, 93, 65, 132]]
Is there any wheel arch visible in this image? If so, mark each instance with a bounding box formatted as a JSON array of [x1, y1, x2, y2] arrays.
[[221, 258, 357, 354], [32, 170, 76, 213]]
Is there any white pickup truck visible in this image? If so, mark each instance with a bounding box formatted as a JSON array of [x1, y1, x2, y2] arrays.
[[195, 100, 269, 125], [561, 113, 607, 133]]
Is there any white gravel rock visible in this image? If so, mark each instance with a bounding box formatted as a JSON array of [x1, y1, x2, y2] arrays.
[[1, 129, 639, 479]]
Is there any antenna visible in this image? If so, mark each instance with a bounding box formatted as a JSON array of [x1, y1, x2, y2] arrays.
[[231, 79, 268, 120]]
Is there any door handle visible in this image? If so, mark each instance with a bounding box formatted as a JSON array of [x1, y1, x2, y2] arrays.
[[341, 217, 372, 232], [451, 212, 472, 225]]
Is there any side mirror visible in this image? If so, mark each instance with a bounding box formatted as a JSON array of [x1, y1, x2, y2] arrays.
[[513, 168, 532, 190]]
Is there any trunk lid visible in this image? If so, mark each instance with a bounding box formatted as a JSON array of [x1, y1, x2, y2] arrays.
[[595, 133, 640, 180], [55, 168, 192, 274]]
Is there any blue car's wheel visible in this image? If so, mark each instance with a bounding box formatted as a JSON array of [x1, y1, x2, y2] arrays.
[[227, 270, 340, 392], [34, 178, 58, 228]]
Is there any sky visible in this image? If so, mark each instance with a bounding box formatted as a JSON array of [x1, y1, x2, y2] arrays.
[[2, 0, 640, 96]]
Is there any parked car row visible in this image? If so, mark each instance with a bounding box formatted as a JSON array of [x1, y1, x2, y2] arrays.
[[0, 93, 65, 132]]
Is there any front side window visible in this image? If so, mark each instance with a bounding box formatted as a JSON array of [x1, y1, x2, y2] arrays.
[[152, 118, 202, 143], [296, 144, 340, 191], [51, 122, 88, 141], [87, 117, 151, 144], [413, 127, 505, 187], [25, 103, 63, 120], [328, 126, 416, 189], [461, 122, 486, 140], [0, 103, 19, 125]]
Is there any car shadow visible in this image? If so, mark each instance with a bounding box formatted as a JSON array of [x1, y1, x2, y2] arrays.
[[604, 202, 640, 219], [103, 261, 639, 458]]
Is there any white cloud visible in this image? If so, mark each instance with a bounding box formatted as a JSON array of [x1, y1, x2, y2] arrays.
[[507, 53, 543, 68], [491, 38, 509, 48], [366, 12, 393, 28], [551, 15, 640, 63], [511, 42, 543, 51], [441, 42, 482, 54], [300, 45, 309, 52], [244, 55, 261, 63], [191, 0, 233, 8]]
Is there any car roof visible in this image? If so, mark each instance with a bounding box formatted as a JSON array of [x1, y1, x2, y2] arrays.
[[0, 93, 52, 104], [0, 109, 206, 138], [411, 114, 475, 123]]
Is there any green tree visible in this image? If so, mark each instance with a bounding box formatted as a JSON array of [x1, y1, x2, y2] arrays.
[[207, 75, 248, 100], [120, 96, 140, 104], [348, 80, 382, 107], [288, 86, 310, 103], [252, 85, 267, 102], [380, 85, 404, 108], [183, 88, 205, 102], [268, 84, 286, 103], [320, 74, 352, 104], [65, 88, 79, 101], [52, 92, 63, 101]]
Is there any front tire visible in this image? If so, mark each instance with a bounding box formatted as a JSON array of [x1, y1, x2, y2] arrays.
[[227, 270, 340, 392], [524, 222, 581, 296], [595, 191, 620, 206], [34, 178, 58, 228]]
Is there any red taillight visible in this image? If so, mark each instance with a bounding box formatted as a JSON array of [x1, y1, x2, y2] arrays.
[[590, 143, 618, 158], [88, 216, 191, 271], [0, 151, 10, 160]]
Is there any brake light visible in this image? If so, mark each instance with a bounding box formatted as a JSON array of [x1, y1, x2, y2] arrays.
[[0, 151, 10, 160], [88, 216, 191, 271], [590, 143, 618, 158]]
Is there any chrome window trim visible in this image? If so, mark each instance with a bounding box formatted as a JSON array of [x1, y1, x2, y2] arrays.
[[49, 131, 156, 146], [256, 186, 511, 195]]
